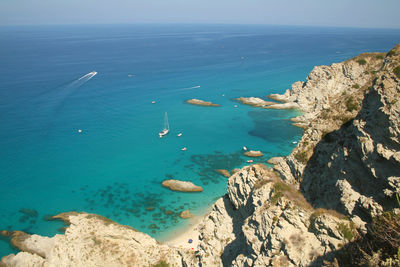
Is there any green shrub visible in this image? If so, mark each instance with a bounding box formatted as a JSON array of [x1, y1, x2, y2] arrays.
[[356, 59, 367, 65], [337, 222, 355, 242], [375, 55, 384, 59], [294, 150, 308, 164], [394, 66, 400, 79], [352, 84, 360, 89], [387, 50, 396, 57], [271, 181, 312, 209], [345, 96, 358, 112], [153, 261, 169, 267]]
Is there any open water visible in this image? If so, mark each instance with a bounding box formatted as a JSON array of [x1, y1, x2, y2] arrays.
[[0, 24, 399, 256]]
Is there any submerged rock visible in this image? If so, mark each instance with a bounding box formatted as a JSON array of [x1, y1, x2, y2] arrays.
[[186, 99, 220, 107], [18, 209, 38, 217], [215, 169, 231, 178], [162, 179, 203, 192], [179, 210, 194, 219]]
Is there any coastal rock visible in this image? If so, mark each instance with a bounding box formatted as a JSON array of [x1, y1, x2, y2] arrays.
[[0, 230, 12, 237], [231, 168, 241, 175], [1, 212, 199, 267], [236, 97, 276, 107], [244, 150, 264, 157], [180, 210, 194, 219], [267, 156, 282, 165], [215, 169, 231, 178], [186, 99, 220, 107], [196, 164, 348, 266], [162, 179, 203, 192]]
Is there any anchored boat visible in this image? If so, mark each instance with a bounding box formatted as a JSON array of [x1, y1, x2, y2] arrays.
[[159, 112, 170, 138]]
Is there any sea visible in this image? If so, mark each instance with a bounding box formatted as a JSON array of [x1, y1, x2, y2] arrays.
[[0, 24, 399, 256]]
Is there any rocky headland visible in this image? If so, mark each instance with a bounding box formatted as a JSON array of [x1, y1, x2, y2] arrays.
[[2, 44, 400, 266]]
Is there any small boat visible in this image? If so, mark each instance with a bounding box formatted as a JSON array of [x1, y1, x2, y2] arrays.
[[292, 141, 298, 144], [243, 146, 247, 151], [152, 101, 156, 104], [247, 160, 253, 163], [78, 129, 82, 133], [177, 133, 182, 137], [181, 147, 187, 151], [159, 112, 170, 138], [234, 105, 238, 108]]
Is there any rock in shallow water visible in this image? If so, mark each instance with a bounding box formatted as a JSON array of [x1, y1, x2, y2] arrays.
[[186, 99, 220, 107], [244, 150, 264, 157], [215, 169, 231, 178], [179, 209, 194, 219], [162, 179, 203, 192]]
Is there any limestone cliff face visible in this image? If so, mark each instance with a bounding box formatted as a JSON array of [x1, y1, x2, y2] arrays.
[[195, 165, 349, 266], [2, 45, 399, 267], [270, 45, 400, 221]]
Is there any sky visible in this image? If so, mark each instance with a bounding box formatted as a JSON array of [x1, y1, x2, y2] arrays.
[[0, 0, 400, 28]]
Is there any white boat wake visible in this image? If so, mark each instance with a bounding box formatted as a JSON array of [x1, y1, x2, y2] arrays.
[[78, 71, 97, 81], [182, 85, 200, 90], [68, 71, 97, 88]]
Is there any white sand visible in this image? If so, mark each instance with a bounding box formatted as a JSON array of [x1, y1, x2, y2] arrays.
[[162, 215, 204, 251]]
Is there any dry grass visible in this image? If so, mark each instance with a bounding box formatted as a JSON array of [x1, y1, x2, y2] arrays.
[[310, 208, 346, 221], [271, 180, 312, 210]]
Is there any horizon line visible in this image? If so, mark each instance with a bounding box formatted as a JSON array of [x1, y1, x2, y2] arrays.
[[1, 22, 400, 31]]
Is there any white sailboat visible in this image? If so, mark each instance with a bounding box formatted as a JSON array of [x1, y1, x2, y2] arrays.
[[159, 112, 170, 138]]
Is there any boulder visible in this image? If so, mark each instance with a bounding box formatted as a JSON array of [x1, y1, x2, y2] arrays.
[[244, 150, 264, 157], [186, 99, 220, 107], [162, 179, 203, 192]]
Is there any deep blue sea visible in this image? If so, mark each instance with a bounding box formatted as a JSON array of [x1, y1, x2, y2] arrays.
[[0, 24, 399, 256]]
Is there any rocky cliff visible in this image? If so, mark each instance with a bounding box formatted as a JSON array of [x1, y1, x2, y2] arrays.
[[2, 45, 399, 267]]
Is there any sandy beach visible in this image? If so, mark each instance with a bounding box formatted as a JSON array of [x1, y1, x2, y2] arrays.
[[162, 213, 205, 250]]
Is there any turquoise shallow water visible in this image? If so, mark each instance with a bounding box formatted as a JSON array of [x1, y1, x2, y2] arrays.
[[0, 24, 399, 256]]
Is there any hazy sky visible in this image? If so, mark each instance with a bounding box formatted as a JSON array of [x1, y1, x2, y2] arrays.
[[1, 0, 399, 28]]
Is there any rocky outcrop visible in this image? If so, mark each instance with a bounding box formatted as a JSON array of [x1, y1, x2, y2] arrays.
[[195, 164, 350, 266], [1, 212, 199, 267], [244, 150, 264, 157], [267, 45, 400, 222], [236, 97, 276, 107], [186, 99, 220, 107], [162, 179, 203, 192]]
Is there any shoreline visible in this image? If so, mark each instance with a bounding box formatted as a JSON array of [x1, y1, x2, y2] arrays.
[[160, 210, 210, 250]]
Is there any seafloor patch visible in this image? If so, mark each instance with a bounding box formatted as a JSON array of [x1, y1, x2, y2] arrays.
[[248, 110, 302, 143]]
